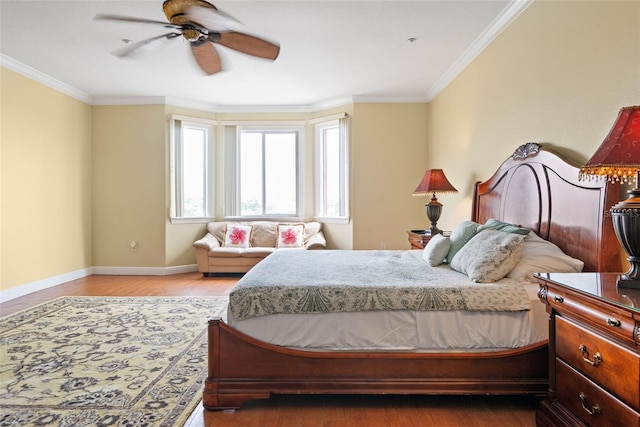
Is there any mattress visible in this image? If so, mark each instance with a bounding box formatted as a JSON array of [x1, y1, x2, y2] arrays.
[[228, 280, 548, 352]]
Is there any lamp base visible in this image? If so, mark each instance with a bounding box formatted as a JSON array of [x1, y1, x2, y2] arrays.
[[425, 197, 443, 236], [611, 186, 640, 289], [429, 226, 443, 235], [617, 274, 640, 289]]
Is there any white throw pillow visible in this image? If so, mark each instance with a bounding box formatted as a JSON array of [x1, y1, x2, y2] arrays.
[[450, 229, 525, 283], [422, 233, 451, 266], [506, 231, 584, 282], [277, 224, 304, 248], [223, 225, 252, 248]]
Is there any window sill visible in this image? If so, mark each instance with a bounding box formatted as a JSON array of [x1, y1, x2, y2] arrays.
[[315, 216, 350, 224], [169, 216, 214, 225], [223, 216, 305, 222]]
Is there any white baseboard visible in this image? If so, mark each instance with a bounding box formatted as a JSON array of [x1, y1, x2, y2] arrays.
[[0, 268, 92, 304], [92, 265, 198, 276], [0, 264, 199, 304]]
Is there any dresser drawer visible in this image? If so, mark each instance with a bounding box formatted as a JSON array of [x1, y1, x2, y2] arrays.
[[556, 315, 640, 409], [546, 285, 636, 344], [556, 358, 640, 427]]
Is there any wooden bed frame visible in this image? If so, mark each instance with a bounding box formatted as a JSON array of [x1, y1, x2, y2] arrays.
[[203, 143, 622, 410]]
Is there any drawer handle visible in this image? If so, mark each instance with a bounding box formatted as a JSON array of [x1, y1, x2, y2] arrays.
[[553, 296, 564, 303], [606, 318, 621, 327], [579, 392, 601, 415], [578, 344, 602, 366]]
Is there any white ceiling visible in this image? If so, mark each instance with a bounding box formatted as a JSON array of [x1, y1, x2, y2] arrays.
[[0, 0, 529, 111]]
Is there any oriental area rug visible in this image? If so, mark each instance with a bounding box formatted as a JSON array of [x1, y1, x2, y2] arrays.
[[0, 296, 228, 427]]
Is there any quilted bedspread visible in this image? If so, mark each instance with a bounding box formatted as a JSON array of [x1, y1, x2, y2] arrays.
[[229, 250, 531, 321]]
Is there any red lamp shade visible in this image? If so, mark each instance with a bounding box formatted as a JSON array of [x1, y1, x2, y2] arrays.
[[412, 169, 458, 196], [580, 105, 640, 182]]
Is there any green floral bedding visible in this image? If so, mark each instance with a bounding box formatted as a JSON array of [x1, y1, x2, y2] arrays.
[[229, 250, 531, 321]]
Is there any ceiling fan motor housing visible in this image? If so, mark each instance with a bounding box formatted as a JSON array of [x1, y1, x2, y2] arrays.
[[162, 0, 216, 41]]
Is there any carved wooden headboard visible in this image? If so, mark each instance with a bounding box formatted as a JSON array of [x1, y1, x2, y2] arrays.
[[472, 143, 621, 272]]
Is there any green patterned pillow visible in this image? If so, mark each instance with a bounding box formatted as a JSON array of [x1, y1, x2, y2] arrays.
[[450, 228, 526, 283], [445, 221, 479, 263], [477, 218, 531, 235]]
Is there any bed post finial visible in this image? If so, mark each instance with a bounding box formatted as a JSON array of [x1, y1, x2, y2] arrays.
[[512, 143, 541, 160]]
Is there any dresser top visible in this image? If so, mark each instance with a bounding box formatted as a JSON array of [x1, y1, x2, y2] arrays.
[[535, 272, 640, 314]]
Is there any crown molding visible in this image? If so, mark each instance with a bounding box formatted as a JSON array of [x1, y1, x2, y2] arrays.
[[0, 54, 423, 112], [0, 53, 93, 104], [351, 94, 429, 104], [91, 96, 168, 106], [425, 0, 533, 101], [211, 103, 317, 113]]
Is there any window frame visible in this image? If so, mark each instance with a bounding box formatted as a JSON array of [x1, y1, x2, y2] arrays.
[[168, 115, 215, 224], [223, 123, 305, 221], [315, 117, 350, 223]]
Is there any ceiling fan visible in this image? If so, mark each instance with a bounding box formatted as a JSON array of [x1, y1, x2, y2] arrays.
[[95, 0, 280, 75]]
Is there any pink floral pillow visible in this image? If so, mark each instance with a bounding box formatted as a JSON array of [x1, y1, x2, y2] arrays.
[[223, 225, 252, 248], [277, 224, 304, 248]]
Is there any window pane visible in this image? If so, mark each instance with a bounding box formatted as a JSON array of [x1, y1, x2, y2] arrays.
[[265, 133, 297, 214], [169, 117, 214, 221], [238, 128, 300, 217], [240, 132, 263, 215], [182, 127, 206, 217], [323, 127, 340, 216]]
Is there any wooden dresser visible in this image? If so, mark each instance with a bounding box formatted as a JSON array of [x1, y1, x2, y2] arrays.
[[536, 272, 640, 427]]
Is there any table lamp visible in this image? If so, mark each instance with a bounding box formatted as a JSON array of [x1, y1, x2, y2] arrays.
[[580, 106, 640, 288], [412, 169, 458, 235]]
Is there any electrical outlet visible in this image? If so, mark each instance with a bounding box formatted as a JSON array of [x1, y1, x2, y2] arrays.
[[129, 241, 138, 252]]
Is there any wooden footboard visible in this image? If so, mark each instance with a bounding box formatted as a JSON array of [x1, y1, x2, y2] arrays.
[[203, 318, 548, 410]]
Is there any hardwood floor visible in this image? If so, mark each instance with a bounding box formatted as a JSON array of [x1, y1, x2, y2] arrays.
[[1, 273, 539, 426]]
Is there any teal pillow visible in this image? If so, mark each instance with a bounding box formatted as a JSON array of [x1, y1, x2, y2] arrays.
[[445, 221, 479, 264], [477, 218, 531, 235]]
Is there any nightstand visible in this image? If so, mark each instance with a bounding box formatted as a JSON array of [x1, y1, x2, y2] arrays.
[[535, 272, 640, 427], [406, 230, 450, 250]]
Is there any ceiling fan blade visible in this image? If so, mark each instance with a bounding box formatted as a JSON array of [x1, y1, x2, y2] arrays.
[[95, 13, 181, 29], [184, 5, 243, 32], [190, 41, 222, 75], [210, 32, 280, 60], [113, 33, 181, 57]]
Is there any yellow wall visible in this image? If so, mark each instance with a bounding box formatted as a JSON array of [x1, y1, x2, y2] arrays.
[[428, 0, 640, 232], [92, 105, 167, 267], [1, 68, 92, 291], [351, 103, 429, 249]]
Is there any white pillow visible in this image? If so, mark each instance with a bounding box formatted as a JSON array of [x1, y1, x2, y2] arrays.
[[277, 224, 304, 248], [506, 231, 584, 282], [422, 233, 451, 266], [450, 229, 525, 283], [223, 224, 252, 248]]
